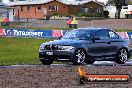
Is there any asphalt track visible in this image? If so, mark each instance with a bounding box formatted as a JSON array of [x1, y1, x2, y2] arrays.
[[1, 60, 132, 88], [8, 60, 132, 67]]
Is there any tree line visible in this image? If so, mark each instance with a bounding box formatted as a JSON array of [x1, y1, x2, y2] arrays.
[[107, 0, 132, 19]]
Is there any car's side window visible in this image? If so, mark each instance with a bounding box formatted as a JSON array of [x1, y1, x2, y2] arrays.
[[108, 31, 119, 39], [94, 30, 109, 39]]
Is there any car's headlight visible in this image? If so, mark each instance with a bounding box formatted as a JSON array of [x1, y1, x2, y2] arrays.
[[58, 46, 74, 50], [39, 44, 45, 51]]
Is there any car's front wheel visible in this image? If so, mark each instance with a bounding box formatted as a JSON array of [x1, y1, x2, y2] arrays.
[[40, 59, 53, 65], [72, 49, 86, 65], [115, 48, 128, 64]]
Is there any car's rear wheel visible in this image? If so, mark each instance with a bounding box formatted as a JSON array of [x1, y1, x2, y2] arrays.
[[72, 49, 86, 65], [40, 59, 53, 65], [115, 48, 128, 64]]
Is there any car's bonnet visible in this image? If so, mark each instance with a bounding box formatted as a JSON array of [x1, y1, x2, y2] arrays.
[[43, 39, 89, 46]]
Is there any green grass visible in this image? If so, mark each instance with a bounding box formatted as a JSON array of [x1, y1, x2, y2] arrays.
[[0, 37, 131, 65], [0, 37, 54, 65], [105, 28, 132, 32], [0, 26, 71, 30], [1, 26, 132, 31]]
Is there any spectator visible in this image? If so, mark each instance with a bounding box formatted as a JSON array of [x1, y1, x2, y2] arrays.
[[71, 17, 78, 29], [66, 18, 73, 28]]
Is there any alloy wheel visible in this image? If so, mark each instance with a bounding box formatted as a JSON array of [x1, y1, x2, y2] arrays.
[[116, 48, 128, 64], [73, 49, 86, 65], [119, 49, 128, 63]]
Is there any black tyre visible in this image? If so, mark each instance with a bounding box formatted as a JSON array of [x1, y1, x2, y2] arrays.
[[40, 59, 53, 65], [85, 59, 95, 64], [72, 49, 86, 65], [115, 48, 128, 64]]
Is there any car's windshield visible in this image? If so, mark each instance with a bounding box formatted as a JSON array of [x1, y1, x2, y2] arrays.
[[61, 29, 92, 40]]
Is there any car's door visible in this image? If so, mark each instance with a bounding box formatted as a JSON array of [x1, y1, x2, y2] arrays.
[[107, 30, 123, 57], [88, 29, 113, 59]]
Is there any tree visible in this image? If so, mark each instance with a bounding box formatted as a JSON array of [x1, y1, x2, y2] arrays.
[[107, 0, 128, 19], [128, 0, 132, 4], [0, 0, 2, 2], [103, 11, 109, 18], [107, 0, 115, 5]]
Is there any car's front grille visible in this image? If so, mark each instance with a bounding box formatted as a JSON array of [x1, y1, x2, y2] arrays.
[[45, 45, 58, 50], [40, 55, 70, 61]]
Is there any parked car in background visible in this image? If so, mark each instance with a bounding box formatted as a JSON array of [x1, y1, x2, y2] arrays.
[[39, 28, 132, 65]]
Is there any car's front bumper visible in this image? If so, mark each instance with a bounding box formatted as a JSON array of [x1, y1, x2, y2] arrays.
[[39, 50, 74, 61]]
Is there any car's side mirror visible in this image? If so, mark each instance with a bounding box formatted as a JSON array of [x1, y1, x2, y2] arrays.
[[58, 36, 63, 40], [91, 37, 100, 42]]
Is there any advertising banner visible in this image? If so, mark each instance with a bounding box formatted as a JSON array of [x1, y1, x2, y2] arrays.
[[1, 28, 132, 39], [117, 32, 129, 39], [0, 29, 6, 36], [52, 30, 63, 37], [2, 28, 53, 38]]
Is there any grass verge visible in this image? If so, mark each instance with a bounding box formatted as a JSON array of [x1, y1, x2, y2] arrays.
[[0, 37, 54, 65], [0, 26, 71, 30], [0, 37, 131, 65], [0, 26, 132, 32], [115, 29, 132, 32]]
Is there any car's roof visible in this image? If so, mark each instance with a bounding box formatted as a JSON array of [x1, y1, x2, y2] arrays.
[[78, 27, 112, 31]]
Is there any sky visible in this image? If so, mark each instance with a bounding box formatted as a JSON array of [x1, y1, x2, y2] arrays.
[[2, 0, 108, 4]]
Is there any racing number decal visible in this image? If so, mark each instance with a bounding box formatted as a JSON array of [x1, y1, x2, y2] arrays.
[[109, 32, 115, 38]]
